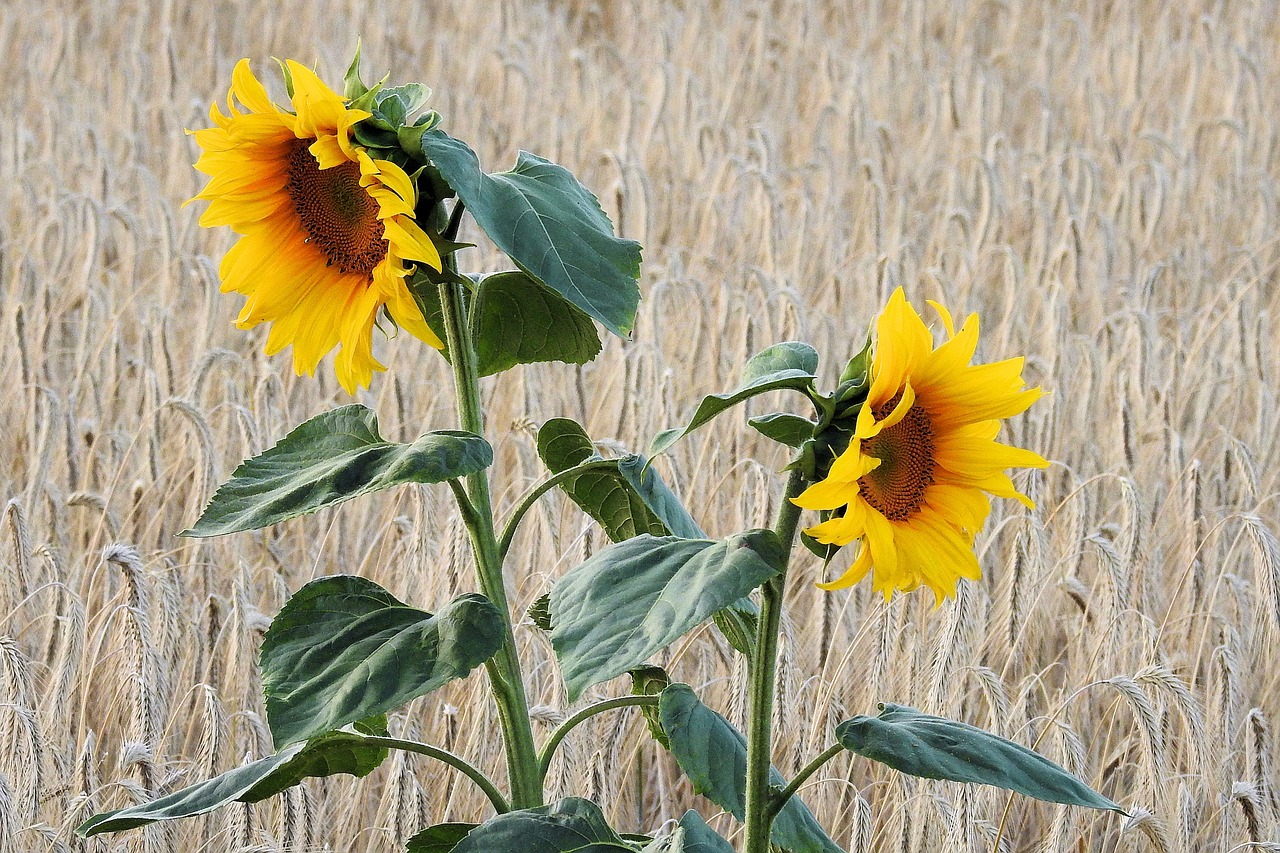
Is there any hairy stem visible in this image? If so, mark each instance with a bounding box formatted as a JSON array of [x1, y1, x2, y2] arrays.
[[768, 743, 844, 820], [435, 217, 543, 809], [743, 466, 807, 853]]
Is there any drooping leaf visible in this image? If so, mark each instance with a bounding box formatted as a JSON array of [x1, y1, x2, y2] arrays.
[[650, 342, 819, 457], [183, 406, 491, 537], [452, 797, 636, 853], [659, 684, 844, 853], [261, 576, 504, 748], [747, 412, 817, 448], [537, 418, 704, 542], [836, 704, 1125, 813], [77, 722, 389, 837], [406, 823, 478, 853], [413, 129, 641, 338], [711, 596, 758, 659], [640, 811, 736, 853], [630, 665, 672, 749], [551, 532, 785, 700], [472, 271, 603, 376]]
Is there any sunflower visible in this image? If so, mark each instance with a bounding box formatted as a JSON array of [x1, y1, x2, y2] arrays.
[[188, 59, 443, 393], [794, 287, 1049, 602]]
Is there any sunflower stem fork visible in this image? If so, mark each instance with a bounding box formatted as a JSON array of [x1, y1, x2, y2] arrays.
[[743, 466, 808, 853]]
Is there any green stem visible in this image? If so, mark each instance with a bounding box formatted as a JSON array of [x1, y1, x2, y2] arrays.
[[497, 459, 623, 562], [536, 695, 659, 781], [361, 735, 510, 814], [436, 232, 543, 809], [768, 743, 843, 820], [743, 466, 808, 853]]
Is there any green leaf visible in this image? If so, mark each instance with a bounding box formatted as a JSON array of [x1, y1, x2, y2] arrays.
[[641, 811, 736, 853], [747, 412, 816, 448], [659, 684, 844, 853], [452, 798, 636, 853], [528, 593, 553, 632], [472, 271, 602, 376], [261, 577, 505, 748], [77, 724, 388, 837], [711, 596, 758, 659], [407, 269, 451, 361], [650, 342, 818, 457], [343, 40, 367, 99], [413, 129, 642, 338], [407, 823, 478, 853], [183, 406, 491, 537], [537, 418, 704, 542], [630, 665, 672, 750], [551, 531, 785, 701], [836, 704, 1125, 813]]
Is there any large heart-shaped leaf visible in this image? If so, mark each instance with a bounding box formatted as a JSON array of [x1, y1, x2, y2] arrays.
[[472, 271, 602, 376], [452, 798, 636, 853], [640, 811, 736, 853], [261, 576, 504, 747], [414, 129, 641, 338], [837, 704, 1125, 812], [650, 342, 818, 457], [538, 418, 704, 541], [659, 684, 844, 853], [551, 532, 785, 700], [183, 405, 492, 536], [77, 722, 388, 837]]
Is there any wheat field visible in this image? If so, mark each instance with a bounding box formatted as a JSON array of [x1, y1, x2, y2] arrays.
[[2, 0, 1279, 850]]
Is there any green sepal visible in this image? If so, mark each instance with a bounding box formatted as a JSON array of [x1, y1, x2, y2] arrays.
[[650, 342, 818, 457], [182, 406, 491, 537], [550, 531, 785, 701], [261, 577, 505, 748], [407, 269, 450, 362], [837, 336, 872, 387], [629, 665, 672, 749], [471, 271, 603, 376], [406, 823, 478, 853], [836, 704, 1126, 813], [537, 418, 704, 542], [451, 798, 636, 853], [76, 720, 390, 837], [410, 128, 642, 338], [273, 57, 295, 98], [747, 412, 817, 448], [343, 40, 368, 100], [658, 684, 843, 853]]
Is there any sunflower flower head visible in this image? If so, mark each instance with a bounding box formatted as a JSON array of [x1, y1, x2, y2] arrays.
[[187, 59, 444, 394], [794, 288, 1049, 603]]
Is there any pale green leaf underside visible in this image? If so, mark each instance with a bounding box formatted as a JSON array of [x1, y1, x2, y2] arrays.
[[837, 704, 1125, 813], [261, 576, 504, 748], [552, 533, 784, 701], [78, 726, 386, 837], [184, 405, 491, 537]]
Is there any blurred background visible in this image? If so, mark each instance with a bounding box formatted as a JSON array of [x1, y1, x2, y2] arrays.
[[2, 1, 1279, 849]]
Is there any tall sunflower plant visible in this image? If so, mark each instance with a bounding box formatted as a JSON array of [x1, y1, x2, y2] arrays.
[[78, 51, 1125, 852]]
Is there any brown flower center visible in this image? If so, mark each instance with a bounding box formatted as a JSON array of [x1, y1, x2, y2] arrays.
[[286, 140, 386, 277], [857, 391, 936, 521]]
